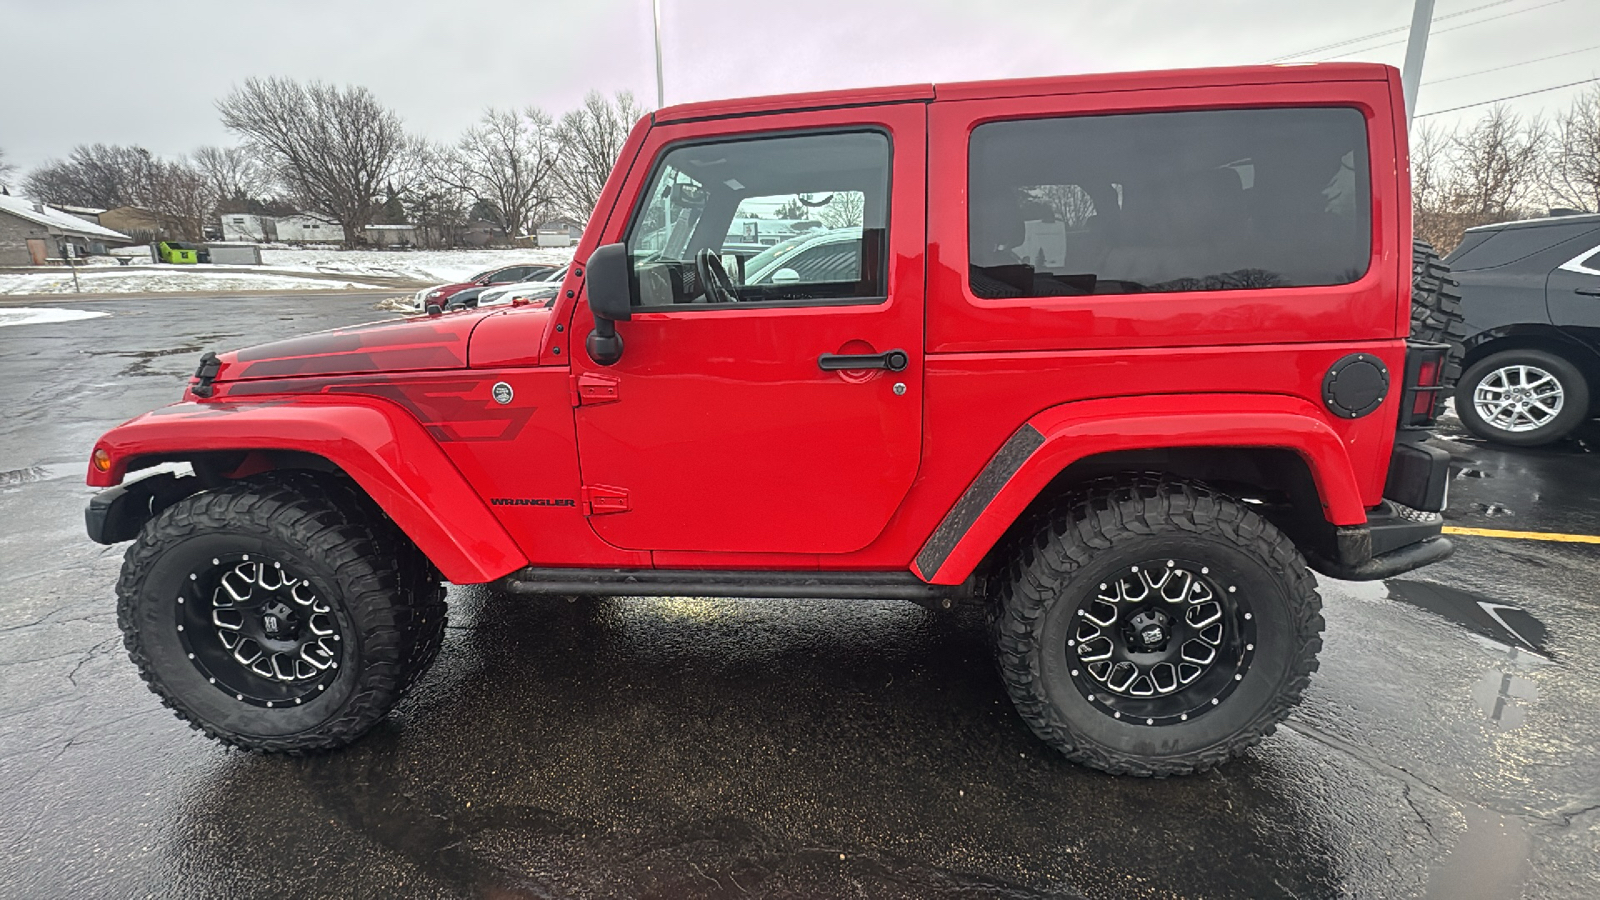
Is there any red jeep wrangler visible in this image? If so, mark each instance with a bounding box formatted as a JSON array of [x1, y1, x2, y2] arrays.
[[87, 63, 1454, 776]]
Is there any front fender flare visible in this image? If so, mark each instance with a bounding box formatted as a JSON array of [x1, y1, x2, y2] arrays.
[[88, 396, 528, 584], [913, 394, 1367, 585]]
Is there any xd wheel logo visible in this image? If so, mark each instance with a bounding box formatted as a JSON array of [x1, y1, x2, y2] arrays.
[[492, 382, 514, 405]]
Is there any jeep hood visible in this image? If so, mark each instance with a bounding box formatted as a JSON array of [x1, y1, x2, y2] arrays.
[[205, 309, 500, 384]]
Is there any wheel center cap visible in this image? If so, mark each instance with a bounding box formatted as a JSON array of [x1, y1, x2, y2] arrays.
[[1126, 609, 1171, 650], [261, 602, 297, 639]]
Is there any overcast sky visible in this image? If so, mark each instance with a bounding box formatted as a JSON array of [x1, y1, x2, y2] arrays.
[[3, 0, 1599, 175]]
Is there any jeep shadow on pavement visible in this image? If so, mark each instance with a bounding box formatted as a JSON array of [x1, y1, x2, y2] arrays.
[[86, 62, 1456, 777]]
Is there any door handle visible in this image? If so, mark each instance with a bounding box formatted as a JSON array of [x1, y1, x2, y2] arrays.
[[1576, 288, 1600, 296], [818, 349, 909, 372]]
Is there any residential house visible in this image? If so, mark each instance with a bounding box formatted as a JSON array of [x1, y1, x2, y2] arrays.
[[534, 217, 585, 248], [0, 194, 131, 265]]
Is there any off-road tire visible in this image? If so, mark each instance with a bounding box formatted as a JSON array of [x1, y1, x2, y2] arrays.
[[1455, 347, 1591, 447], [1411, 239, 1466, 385], [989, 476, 1324, 776], [116, 477, 440, 753]]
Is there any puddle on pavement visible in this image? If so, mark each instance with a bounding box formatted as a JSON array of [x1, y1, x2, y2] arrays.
[[1382, 579, 1551, 732], [1382, 580, 1549, 657], [1423, 804, 1532, 900]]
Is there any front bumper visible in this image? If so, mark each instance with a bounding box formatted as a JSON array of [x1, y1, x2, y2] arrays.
[[85, 472, 200, 544]]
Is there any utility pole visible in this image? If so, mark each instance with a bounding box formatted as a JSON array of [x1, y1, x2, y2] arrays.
[[1401, 0, 1435, 125], [652, 0, 665, 109]]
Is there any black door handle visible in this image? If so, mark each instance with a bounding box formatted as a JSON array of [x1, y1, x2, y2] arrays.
[[1576, 288, 1600, 296], [818, 349, 909, 372]]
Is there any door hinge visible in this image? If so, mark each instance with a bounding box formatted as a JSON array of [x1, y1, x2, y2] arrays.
[[571, 372, 621, 407], [581, 484, 630, 515]]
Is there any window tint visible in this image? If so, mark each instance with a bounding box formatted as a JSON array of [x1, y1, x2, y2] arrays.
[[626, 131, 889, 307], [968, 108, 1371, 297]]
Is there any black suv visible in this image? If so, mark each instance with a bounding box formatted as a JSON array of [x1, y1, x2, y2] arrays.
[[1448, 212, 1600, 445]]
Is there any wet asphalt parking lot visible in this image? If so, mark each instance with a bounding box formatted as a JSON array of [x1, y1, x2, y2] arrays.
[[1, 292, 1598, 900]]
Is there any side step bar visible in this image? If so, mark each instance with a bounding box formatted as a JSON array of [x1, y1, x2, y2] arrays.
[[496, 567, 972, 608]]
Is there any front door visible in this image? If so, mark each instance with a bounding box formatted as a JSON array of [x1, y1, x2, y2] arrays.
[[26, 239, 47, 265], [570, 108, 926, 555]]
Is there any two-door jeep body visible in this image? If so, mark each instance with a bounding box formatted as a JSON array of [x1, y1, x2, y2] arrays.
[[88, 63, 1453, 775]]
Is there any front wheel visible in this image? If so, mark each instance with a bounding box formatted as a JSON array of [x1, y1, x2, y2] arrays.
[[1456, 348, 1590, 447], [989, 477, 1324, 776], [116, 478, 440, 753]]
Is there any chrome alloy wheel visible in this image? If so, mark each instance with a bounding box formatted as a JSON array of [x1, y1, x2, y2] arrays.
[[177, 554, 345, 708], [1066, 560, 1255, 726], [1474, 364, 1564, 434]]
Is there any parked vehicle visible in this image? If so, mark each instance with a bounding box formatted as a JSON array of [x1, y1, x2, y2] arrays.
[[1446, 212, 1600, 446], [86, 63, 1452, 776], [472, 266, 569, 308], [414, 263, 559, 311]]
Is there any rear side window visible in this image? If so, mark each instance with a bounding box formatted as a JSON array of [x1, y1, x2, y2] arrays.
[[968, 107, 1371, 297]]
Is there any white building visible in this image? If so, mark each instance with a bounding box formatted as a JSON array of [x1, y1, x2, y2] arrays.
[[535, 217, 584, 248], [274, 214, 346, 244], [220, 213, 274, 243]]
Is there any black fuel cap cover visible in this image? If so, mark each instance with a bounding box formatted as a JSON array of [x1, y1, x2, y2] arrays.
[[1322, 353, 1389, 418]]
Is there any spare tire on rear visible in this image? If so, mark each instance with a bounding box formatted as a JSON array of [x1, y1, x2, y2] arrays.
[[1411, 239, 1466, 385]]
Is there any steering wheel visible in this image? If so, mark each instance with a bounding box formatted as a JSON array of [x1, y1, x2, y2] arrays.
[[695, 248, 739, 304]]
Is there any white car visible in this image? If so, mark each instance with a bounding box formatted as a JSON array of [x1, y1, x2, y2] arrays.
[[476, 265, 568, 308]]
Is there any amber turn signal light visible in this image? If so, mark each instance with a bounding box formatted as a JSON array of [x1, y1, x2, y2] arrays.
[[92, 448, 112, 473]]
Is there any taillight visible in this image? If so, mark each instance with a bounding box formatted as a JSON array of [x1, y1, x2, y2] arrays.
[[1401, 341, 1449, 428]]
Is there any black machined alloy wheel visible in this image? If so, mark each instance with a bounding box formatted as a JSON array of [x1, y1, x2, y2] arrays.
[[1067, 559, 1257, 727], [990, 476, 1324, 777], [116, 476, 444, 753], [178, 554, 346, 708]]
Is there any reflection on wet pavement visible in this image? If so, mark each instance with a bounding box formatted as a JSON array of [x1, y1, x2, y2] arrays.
[[1383, 579, 1550, 657]]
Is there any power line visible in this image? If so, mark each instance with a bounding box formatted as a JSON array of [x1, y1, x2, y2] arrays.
[[1315, 0, 1572, 61], [1415, 76, 1599, 117], [1424, 43, 1600, 85], [1264, 0, 1522, 63]]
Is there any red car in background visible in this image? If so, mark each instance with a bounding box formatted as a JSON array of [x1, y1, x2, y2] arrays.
[[414, 263, 558, 310]]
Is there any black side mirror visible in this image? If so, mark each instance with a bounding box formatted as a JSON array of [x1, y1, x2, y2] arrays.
[[585, 243, 632, 366]]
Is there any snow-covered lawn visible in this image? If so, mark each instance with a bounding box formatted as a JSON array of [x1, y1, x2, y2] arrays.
[[0, 247, 575, 296], [0, 269, 385, 296], [0, 307, 109, 327], [257, 247, 574, 284]]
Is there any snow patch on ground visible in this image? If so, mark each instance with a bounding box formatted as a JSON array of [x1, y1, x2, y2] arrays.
[[258, 247, 574, 284], [0, 307, 110, 327], [0, 270, 383, 295]]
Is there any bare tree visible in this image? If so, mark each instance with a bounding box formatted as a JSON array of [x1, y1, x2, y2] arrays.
[[22, 144, 159, 209], [1545, 86, 1600, 214], [0, 147, 15, 191], [146, 158, 217, 240], [395, 139, 472, 248], [551, 91, 647, 222], [1448, 105, 1547, 224], [218, 78, 406, 247], [437, 107, 560, 238], [193, 145, 270, 208], [815, 191, 865, 228]]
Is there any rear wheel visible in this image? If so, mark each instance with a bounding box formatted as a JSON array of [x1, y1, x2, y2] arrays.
[[116, 477, 443, 753], [989, 477, 1323, 776], [1456, 348, 1590, 446]]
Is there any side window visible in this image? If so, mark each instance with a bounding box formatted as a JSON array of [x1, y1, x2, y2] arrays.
[[968, 107, 1371, 297], [489, 267, 525, 284], [626, 131, 889, 308]]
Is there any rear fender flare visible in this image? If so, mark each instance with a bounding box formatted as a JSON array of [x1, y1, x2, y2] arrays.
[[88, 396, 527, 584], [913, 394, 1366, 585]]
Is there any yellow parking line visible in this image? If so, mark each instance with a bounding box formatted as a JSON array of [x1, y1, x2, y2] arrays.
[[1443, 526, 1600, 544]]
